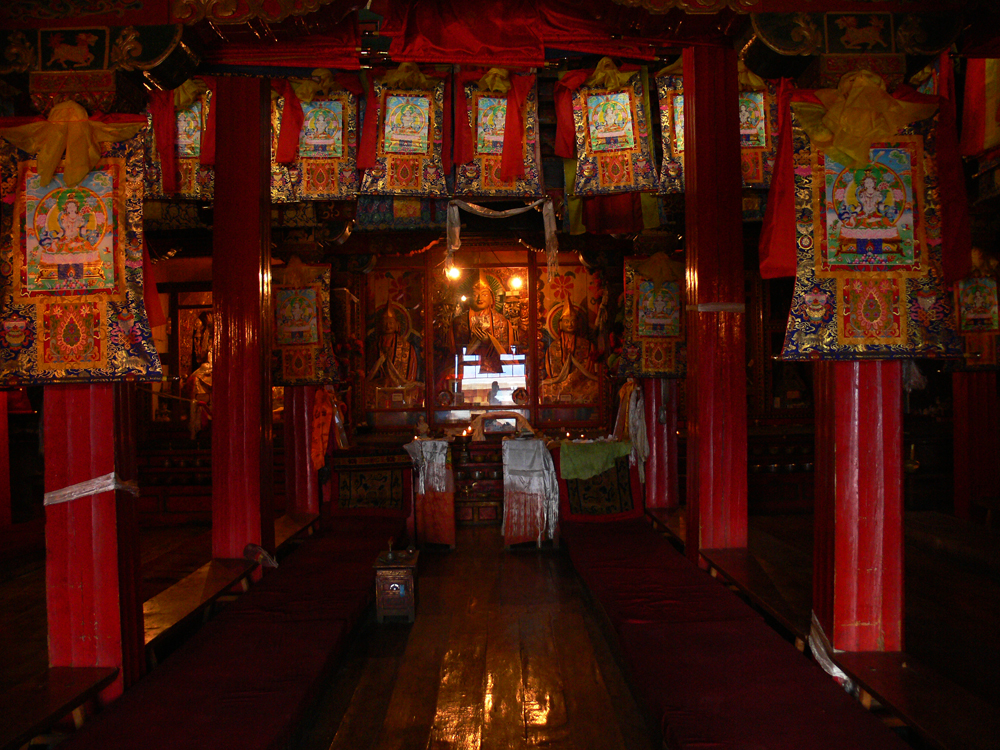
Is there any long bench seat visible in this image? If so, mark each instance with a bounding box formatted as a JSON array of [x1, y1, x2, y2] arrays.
[[560, 518, 912, 750], [58, 515, 406, 750]]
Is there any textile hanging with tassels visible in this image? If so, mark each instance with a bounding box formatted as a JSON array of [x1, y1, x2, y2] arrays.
[[773, 71, 962, 360], [0, 102, 162, 383], [618, 252, 686, 378], [146, 77, 216, 200], [272, 258, 338, 385], [454, 67, 543, 198], [359, 62, 450, 198]]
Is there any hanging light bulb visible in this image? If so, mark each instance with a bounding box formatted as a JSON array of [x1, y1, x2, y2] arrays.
[[446, 265, 461, 280]]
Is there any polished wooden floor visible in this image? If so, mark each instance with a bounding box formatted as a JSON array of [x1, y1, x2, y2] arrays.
[[292, 526, 657, 750], [1, 514, 997, 749]]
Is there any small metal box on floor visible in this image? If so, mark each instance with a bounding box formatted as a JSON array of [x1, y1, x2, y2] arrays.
[[374, 549, 418, 623]]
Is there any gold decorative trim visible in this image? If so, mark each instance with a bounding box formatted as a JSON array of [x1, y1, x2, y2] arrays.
[[611, 0, 760, 14], [110, 26, 142, 70], [1, 31, 36, 75], [173, 0, 342, 25]]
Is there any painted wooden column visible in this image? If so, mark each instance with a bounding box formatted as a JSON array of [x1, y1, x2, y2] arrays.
[[211, 76, 275, 558], [44, 383, 144, 700], [813, 361, 903, 652], [0, 392, 10, 528], [284, 386, 319, 515], [952, 371, 998, 522], [682, 45, 748, 560]]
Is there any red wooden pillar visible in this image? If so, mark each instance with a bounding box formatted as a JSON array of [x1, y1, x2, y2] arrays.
[[644, 379, 680, 510], [44, 383, 144, 700], [0, 392, 10, 528], [813, 361, 903, 652], [952, 371, 998, 521], [682, 45, 748, 560], [284, 386, 318, 515], [211, 76, 275, 558]]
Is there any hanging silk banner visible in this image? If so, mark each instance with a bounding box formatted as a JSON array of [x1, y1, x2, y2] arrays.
[[145, 85, 214, 201], [271, 261, 338, 385], [359, 66, 448, 199], [781, 75, 960, 360], [619, 254, 686, 378], [455, 70, 543, 198], [570, 63, 657, 197], [0, 137, 162, 383]]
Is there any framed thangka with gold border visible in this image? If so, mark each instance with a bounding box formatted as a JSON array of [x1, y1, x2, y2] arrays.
[[538, 262, 606, 427], [572, 71, 657, 196], [781, 115, 960, 360], [455, 77, 543, 198], [364, 265, 425, 429], [271, 91, 359, 202], [360, 76, 448, 198], [271, 263, 337, 385], [619, 255, 686, 378], [0, 137, 162, 383]]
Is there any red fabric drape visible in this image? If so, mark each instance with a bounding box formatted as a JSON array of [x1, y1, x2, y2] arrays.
[[554, 69, 591, 159], [148, 89, 178, 195], [202, 27, 361, 70], [758, 79, 802, 279], [385, 0, 545, 67], [272, 79, 304, 164], [500, 73, 534, 180], [960, 58, 988, 157], [199, 76, 218, 167]]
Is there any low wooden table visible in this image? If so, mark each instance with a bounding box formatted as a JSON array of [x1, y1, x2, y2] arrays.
[[374, 549, 418, 623]]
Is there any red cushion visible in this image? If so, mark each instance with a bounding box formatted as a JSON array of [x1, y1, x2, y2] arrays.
[[618, 619, 912, 750]]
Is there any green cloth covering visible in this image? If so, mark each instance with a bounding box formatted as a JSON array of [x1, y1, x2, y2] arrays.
[[559, 440, 632, 480]]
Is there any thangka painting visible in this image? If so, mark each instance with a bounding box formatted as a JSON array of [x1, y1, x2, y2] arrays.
[[656, 73, 684, 194], [538, 264, 604, 408], [271, 91, 359, 202], [0, 137, 162, 383], [781, 115, 961, 360], [572, 72, 657, 196], [271, 263, 337, 385], [364, 267, 425, 425], [952, 274, 1000, 368], [455, 79, 543, 198], [657, 74, 778, 193], [619, 255, 686, 378], [359, 78, 448, 198]]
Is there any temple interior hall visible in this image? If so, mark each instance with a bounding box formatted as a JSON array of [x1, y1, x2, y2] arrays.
[[1, 2, 999, 750]]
